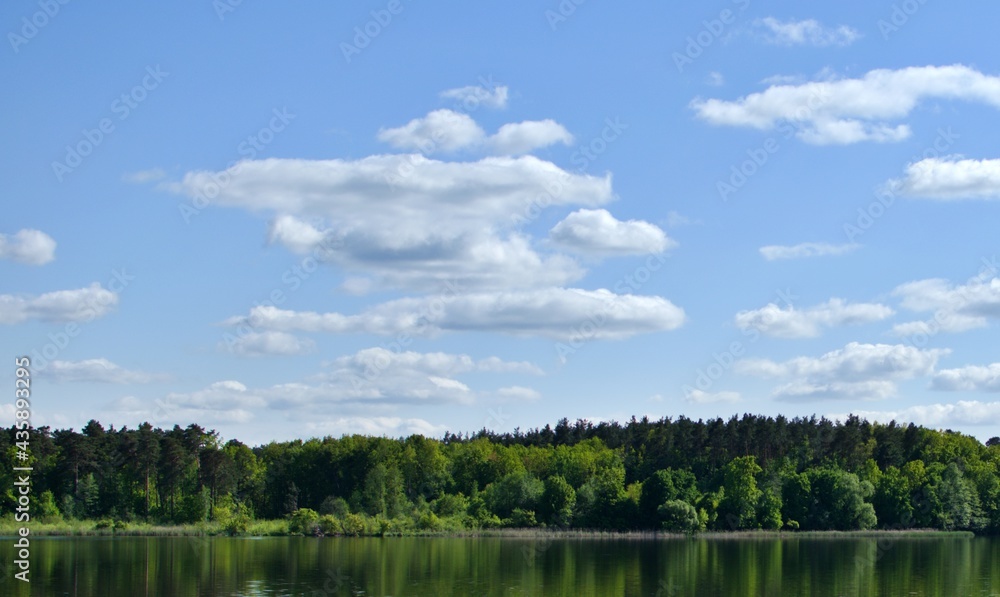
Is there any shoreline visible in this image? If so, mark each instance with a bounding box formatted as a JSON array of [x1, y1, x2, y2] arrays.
[[0, 521, 977, 539]]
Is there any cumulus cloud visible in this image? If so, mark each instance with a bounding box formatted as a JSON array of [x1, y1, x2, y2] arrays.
[[488, 120, 574, 155], [225, 288, 686, 342], [221, 331, 316, 357], [735, 298, 894, 338], [171, 155, 611, 292], [685, 389, 742, 404], [691, 65, 1000, 145], [833, 401, 1000, 428], [736, 342, 948, 400], [377, 109, 486, 153], [43, 359, 166, 384], [0, 283, 118, 325], [0, 229, 56, 265], [495, 386, 542, 401], [304, 416, 448, 438], [440, 84, 509, 109], [112, 348, 535, 427], [933, 363, 1000, 392], [549, 209, 675, 256], [890, 273, 1000, 336], [376, 111, 573, 156], [759, 242, 859, 261], [886, 157, 1000, 200], [753, 17, 860, 47]]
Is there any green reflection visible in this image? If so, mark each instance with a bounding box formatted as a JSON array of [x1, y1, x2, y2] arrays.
[[0, 535, 997, 596]]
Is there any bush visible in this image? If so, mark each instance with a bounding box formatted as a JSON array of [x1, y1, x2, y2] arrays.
[[432, 493, 468, 517], [319, 496, 351, 518], [417, 511, 443, 531], [318, 514, 339, 535], [222, 503, 252, 536], [340, 513, 365, 536], [507, 508, 538, 528], [288, 508, 320, 535], [658, 500, 701, 533]]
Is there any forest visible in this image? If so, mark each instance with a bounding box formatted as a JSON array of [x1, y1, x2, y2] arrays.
[[3, 414, 999, 536]]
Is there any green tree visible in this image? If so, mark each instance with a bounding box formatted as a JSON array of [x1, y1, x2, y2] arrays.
[[658, 499, 701, 533], [538, 475, 576, 527], [718, 456, 762, 530]]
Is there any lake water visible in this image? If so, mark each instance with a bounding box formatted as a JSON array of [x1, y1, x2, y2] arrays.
[[1, 535, 998, 596]]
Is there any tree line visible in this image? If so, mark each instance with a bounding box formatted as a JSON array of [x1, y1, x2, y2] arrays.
[[3, 414, 999, 534]]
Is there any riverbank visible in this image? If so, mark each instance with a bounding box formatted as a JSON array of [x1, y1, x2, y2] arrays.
[[0, 519, 976, 539]]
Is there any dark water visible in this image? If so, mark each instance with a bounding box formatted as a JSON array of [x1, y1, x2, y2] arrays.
[[1, 535, 998, 596]]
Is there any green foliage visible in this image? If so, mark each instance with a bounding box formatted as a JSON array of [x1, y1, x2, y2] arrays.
[[288, 508, 320, 535], [319, 496, 351, 517], [4, 415, 999, 535], [718, 456, 763, 530], [340, 513, 365, 536], [538, 475, 576, 527], [658, 500, 701, 533], [484, 471, 544, 520], [507, 508, 538, 528], [431, 493, 468, 517]]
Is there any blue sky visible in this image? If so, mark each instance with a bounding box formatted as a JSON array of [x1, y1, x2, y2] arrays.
[[4, 1, 1000, 445]]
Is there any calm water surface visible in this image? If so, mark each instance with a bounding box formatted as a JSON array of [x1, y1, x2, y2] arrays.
[[1, 535, 998, 596]]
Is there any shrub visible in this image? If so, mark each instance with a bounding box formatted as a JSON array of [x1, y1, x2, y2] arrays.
[[288, 508, 320, 535]]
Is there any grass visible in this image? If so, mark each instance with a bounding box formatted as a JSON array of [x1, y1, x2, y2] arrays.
[[0, 517, 977, 539]]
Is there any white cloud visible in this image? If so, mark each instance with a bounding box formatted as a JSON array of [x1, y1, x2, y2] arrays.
[[267, 215, 328, 253], [440, 84, 509, 109], [549, 209, 675, 256], [304, 416, 448, 438], [754, 17, 860, 47], [488, 120, 574, 155], [834, 401, 1000, 428], [685, 389, 742, 404], [706, 72, 725, 86], [221, 331, 316, 357], [0, 283, 118, 325], [735, 298, 894, 338], [692, 65, 1000, 145], [122, 168, 166, 183], [0, 229, 56, 265], [495, 386, 541, 401], [932, 363, 1000, 392], [376, 109, 486, 153], [112, 348, 533, 427], [172, 155, 611, 292], [226, 288, 686, 342], [759, 242, 859, 261], [891, 275, 1000, 336], [736, 342, 948, 400], [43, 359, 165, 384], [886, 157, 1000, 200]]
